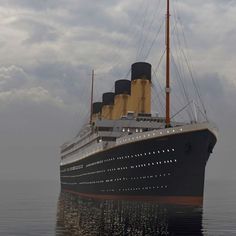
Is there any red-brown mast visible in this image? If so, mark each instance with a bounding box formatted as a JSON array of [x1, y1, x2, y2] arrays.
[[90, 69, 94, 124], [166, 0, 171, 127]]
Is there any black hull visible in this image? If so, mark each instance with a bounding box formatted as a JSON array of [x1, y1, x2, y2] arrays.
[[60, 129, 216, 201]]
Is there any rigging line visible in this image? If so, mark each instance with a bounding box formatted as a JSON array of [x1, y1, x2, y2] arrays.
[[135, 0, 151, 60], [195, 103, 208, 121], [96, 2, 150, 89], [171, 32, 191, 111], [171, 52, 194, 121], [172, 36, 190, 100], [172, 3, 190, 89], [170, 100, 194, 120], [144, 18, 165, 61], [86, 69, 130, 123], [172, 6, 187, 86], [152, 84, 165, 112], [147, 12, 177, 73], [124, 68, 131, 79], [147, 7, 177, 77], [82, 82, 117, 127], [137, 0, 163, 60], [150, 16, 189, 122], [151, 51, 166, 107], [173, 0, 207, 119], [95, 0, 146, 72], [151, 82, 165, 116], [154, 65, 188, 122], [153, 49, 166, 74], [74, 73, 97, 128], [146, 7, 178, 65], [152, 69, 167, 116], [152, 70, 165, 97], [180, 44, 208, 120], [171, 4, 196, 121], [152, 72, 186, 122], [152, 71, 165, 113], [176, 22, 201, 103], [173, 34, 188, 98]]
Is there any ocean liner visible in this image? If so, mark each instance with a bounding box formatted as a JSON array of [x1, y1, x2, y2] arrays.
[[60, 0, 217, 205]]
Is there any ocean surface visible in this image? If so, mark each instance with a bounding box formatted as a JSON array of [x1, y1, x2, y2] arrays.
[[0, 179, 235, 236]]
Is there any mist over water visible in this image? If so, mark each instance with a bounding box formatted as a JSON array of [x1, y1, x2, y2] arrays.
[[0, 179, 235, 235]]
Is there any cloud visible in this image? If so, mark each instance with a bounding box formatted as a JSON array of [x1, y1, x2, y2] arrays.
[[0, 0, 235, 180], [0, 0, 63, 11]]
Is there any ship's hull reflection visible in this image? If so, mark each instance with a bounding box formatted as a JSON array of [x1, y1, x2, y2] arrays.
[[56, 191, 203, 235]]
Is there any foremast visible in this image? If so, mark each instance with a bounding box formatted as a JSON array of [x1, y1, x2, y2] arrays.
[[165, 0, 171, 127]]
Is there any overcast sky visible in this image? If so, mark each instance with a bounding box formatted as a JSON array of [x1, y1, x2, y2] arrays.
[[0, 0, 235, 181]]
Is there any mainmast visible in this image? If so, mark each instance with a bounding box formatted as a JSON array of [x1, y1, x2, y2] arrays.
[[165, 0, 171, 127], [90, 69, 95, 124]]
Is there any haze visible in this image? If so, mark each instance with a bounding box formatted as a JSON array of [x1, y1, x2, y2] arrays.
[[0, 0, 235, 181]]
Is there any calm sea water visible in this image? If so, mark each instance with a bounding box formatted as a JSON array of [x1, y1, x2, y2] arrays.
[[0, 180, 235, 236]]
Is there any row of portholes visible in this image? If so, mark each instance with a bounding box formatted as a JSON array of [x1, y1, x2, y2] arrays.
[[101, 185, 168, 193], [131, 173, 171, 180], [61, 126, 184, 164], [61, 182, 77, 185], [61, 164, 83, 173], [93, 148, 175, 167], [79, 180, 104, 185], [61, 169, 105, 178], [61, 128, 179, 165], [109, 148, 175, 163], [118, 128, 183, 144], [62, 173, 171, 185], [61, 145, 176, 170], [62, 157, 176, 177], [131, 159, 177, 169], [86, 160, 103, 168], [107, 166, 128, 172], [107, 159, 177, 173]]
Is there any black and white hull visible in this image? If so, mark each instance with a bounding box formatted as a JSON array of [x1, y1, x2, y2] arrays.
[[60, 123, 217, 204]]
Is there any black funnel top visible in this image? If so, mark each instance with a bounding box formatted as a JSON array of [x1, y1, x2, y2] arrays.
[[131, 62, 152, 81], [102, 92, 115, 105], [115, 80, 131, 95], [92, 102, 102, 114]]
